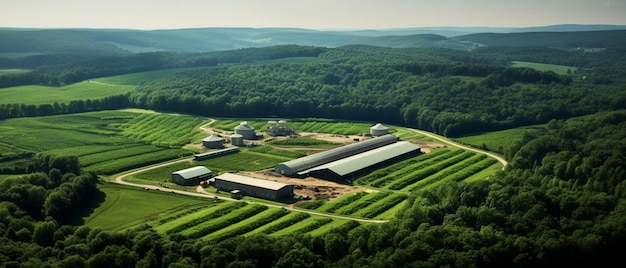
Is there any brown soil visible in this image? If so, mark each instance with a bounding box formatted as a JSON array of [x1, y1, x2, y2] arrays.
[[240, 170, 372, 202]]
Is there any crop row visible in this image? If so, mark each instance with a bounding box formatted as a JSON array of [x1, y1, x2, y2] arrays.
[[84, 148, 190, 174], [272, 217, 334, 236], [79, 144, 166, 166], [407, 154, 489, 192], [334, 192, 392, 215], [370, 149, 465, 188], [181, 204, 268, 239], [202, 208, 290, 241], [414, 157, 498, 192], [357, 193, 408, 218], [387, 151, 476, 190], [254, 212, 311, 235], [356, 148, 451, 185], [122, 113, 205, 147], [157, 202, 246, 234], [317, 192, 368, 213]]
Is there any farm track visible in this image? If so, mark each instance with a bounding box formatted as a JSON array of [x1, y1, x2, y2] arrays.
[[109, 122, 507, 226], [408, 129, 508, 168]]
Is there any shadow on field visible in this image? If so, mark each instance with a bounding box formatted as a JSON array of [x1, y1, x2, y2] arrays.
[[68, 186, 107, 225]]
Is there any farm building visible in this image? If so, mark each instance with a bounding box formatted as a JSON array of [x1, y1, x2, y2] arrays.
[[230, 133, 244, 146], [213, 173, 294, 201], [171, 166, 213, 186], [194, 147, 239, 160], [305, 141, 422, 184], [370, 123, 389, 136], [234, 121, 262, 139], [202, 134, 223, 149], [275, 134, 399, 177], [267, 120, 296, 136]]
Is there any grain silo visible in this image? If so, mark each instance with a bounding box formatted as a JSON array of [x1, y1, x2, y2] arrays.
[[230, 133, 244, 146], [370, 123, 389, 136], [234, 121, 256, 139], [202, 134, 223, 149]]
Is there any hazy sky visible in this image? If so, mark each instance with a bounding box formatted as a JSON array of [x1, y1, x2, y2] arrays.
[[1, 0, 625, 30]]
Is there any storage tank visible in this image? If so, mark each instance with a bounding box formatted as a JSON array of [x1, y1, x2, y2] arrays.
[[234, 121, 256, 139], [230, 133, 244, 146], [202, 134, 223, 149], [370, 123, 389, 136]]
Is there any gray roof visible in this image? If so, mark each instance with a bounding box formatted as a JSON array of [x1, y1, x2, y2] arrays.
[[275, 134, 398, 176], [172, 166, 212, 179], [234, 121, 254, 130], [214, 173, 291, 191], [305, 141, 421, 176]]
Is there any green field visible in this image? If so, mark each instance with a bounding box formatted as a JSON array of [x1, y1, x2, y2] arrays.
[[453, 124, 543, 154], [0, 69, 30, 75], [0, 81, 134, 105], [83, 183, 209, 231], [510, 61, 576, 75], [0, 109, 201, 174], [93, 67, 213, 85]]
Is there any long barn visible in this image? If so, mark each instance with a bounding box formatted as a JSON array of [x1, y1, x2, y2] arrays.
[[213, 173, 294, 201], [305, 141, 422, 184], [274, 134, 398, 177]]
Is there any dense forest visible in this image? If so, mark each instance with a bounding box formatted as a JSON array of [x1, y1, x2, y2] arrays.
[[1, 29, 626, 267]]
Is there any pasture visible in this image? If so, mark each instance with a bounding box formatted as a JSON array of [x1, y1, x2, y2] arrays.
[[510, 61, 576, 75], [0, 81, 134, 105]]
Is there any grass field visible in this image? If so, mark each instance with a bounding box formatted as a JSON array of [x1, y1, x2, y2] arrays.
[[510, 61, 576, 75], [83, 183, 209, 231], [453, 124, 543, 154], [93, 67, 213, 85], [0, 69, 30, 75], [0, 81, 134, 105]]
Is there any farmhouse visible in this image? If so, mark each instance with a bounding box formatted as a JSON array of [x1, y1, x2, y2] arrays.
[[305, 141, 422, 184], [171, 166, 213, 186], [274, 134, 398, 177], [213, 173, 294, 201]]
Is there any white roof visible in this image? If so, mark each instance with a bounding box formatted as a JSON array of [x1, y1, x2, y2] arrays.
[[370, 123, 388, 130], [172, 166, 212, 179], [214, 173, 291, 190], [306, 141, 420, 176], [234, 121, 254, 130], [203, 134, 223, 142]]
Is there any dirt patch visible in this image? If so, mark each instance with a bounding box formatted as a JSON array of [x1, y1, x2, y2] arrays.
[[240, 170, 371, 201]]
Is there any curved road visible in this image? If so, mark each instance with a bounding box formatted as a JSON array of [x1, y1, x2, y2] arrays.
[[110, 122, 506, 224], [409, 129, 508, 168]]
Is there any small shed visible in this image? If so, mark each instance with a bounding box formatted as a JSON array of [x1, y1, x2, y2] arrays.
[[171, 166, 213, 186]]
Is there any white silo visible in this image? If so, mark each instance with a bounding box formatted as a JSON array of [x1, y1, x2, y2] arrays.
[[370, 123, 389, 136], [202, 134, 224, 149], [234, 121, 255, 139], [230, 133, 244, 146]]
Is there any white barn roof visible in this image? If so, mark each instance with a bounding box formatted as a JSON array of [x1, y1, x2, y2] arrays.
[[214, 173, 291, 191], [305, 141, 421, 177], [172, 166, 212, 179]]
